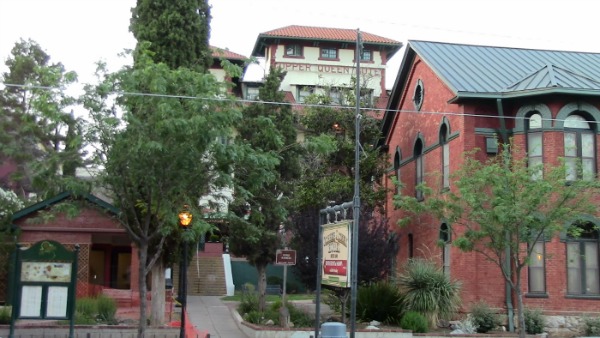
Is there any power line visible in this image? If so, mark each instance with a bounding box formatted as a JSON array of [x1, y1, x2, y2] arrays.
[[2, 82, 598, 125]]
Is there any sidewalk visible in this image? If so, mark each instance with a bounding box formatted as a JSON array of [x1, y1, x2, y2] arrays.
[[186, 295, 250, 338]]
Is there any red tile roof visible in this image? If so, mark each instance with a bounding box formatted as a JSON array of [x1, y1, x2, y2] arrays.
[[211, 46, 246, 60], [259, 25, 400, 45]]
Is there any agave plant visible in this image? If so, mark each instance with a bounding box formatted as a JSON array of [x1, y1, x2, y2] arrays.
[[397, 258, 461, 327]]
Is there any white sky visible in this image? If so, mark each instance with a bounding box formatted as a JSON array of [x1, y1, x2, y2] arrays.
[[1, 0, 600, 90]]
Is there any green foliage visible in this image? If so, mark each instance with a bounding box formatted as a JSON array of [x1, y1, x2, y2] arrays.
[[76, 297, 97, 322], [238, 284, 259, 315], [523, 308, 545, 334], [130, 0, 212, 72], [96, 294, 117, 324], [0, 306, 11, 324], [398, 258, 461, 327], [583, 317, 600, 336], [243, 310, 263, 324], [470, 301, 501, 333], [356, 281, 404, 324], [0, 38, 85, 200], [400, 311, 429, 333]]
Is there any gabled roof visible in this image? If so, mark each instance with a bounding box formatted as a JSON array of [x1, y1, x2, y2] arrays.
[[211, 46, 246, 61], [380, 40, 600, 146], [12, 191, 118, 221], [251, 25, 402, 58]]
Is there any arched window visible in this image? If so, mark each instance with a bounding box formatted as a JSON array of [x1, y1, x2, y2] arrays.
[[414, 138, 424, 201], [394, 148, 401, 194], [439, 124, 450, 189], [566, 221, 599, 296], [440, 223, 451, 276], [564, 114, 596, 181], [526, 112, 543, 179]]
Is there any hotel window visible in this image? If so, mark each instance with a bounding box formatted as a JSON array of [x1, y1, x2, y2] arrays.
[[360, 49, 372, 61], [408, 233, 414, 258], [246, 87, 259, 101], [285, 44, 302, 57], [414, 138, 424, 201], [527, 113, 543, 179], [564, 114, 596, 181], [528, 241, 546, 294], [320, 47, 338, 60], [566, 221, 599, 296], [440, 223, 451, 276], [297, 86, 314, 103], [328, 88, 343, 105], [439, 123, 450, 190], [359, 89, 373, 108]]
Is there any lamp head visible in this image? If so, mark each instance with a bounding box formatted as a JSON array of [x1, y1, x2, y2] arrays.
[[178, 205, 193, 228]]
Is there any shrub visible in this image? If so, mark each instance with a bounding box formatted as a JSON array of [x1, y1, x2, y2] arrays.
[[76, 297, 98, 324], [470, 301, 500, 333], [239, 283, 259, 315], [523, 308, 545, 334], [243, 310, 263, 324], [400, 311, 429, 333], [398, 258, 461, 327], [96, 294, 117, 324], [356, 281, 403, 325], [267, 299, 314, 328], [582, 317, 600, 336], [0, 306, 11, 324]]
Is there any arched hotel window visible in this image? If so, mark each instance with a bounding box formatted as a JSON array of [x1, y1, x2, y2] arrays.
[[440, 223, 451, 276], [439, 123, 450, 189], [394, 148, 402, 194], [564, 114, 596, 181], [566, 221, 599, 296], [414, 138, 424, 201], [526, 112, 543, 180]]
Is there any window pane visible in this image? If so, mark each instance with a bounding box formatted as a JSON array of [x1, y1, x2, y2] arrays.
[[567, 243, 581, 294], [528, 133, 542, 156], [529, 113, 542, 129], [564, 132, 577, 156], [566, 158, 577, 181], [585, 242, 599, 294], [583, 159, 595, 181], [582, 133, 595, 157], [443, 143, 450, 188], [565, 115, 590, 129], [529, 242, 545, 292]]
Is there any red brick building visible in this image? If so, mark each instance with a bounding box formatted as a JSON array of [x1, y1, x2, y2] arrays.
[[9, 192, 139, 302], [380, 41, 600, 326]]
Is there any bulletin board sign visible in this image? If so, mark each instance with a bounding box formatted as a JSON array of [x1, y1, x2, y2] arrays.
[[10, 240, 79, 338], [321, 220, 352, 288]]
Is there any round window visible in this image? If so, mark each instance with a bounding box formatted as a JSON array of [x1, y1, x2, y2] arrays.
[[413, 79, 424, 111]]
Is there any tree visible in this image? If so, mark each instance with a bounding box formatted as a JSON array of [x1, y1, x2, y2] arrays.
[[227, 68, 301, 313], [82, 47, 239, 337], [290, 81, 397, 321], [394, 142, 600, 338], [130, 0, 212, 72], [0, 39, 85, 199]]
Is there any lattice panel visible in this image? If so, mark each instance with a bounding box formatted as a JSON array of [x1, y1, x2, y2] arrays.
[[64, 243, 90, 297]]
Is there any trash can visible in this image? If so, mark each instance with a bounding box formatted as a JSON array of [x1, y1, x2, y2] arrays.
[[321, 322, 347, 338]]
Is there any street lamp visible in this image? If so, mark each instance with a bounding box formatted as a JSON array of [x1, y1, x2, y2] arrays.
[[178, 205, 193, 338]]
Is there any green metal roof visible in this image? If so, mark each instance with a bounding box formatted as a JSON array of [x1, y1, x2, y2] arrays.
[[408, 40, 600, 100], [11, 191, 118, 221], [380, 40, 600, 147]]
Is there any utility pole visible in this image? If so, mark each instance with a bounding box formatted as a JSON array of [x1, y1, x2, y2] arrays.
[[350, 28, 363, 338]]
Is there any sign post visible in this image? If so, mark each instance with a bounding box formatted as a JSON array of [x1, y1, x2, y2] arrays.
[[275, 249, 296, 306]]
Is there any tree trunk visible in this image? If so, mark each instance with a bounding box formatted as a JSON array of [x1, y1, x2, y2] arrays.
[[150, 261, 166, 326], [257, 263, 267, 312], [515, 285, 526, 338], [138, 243, 148, 338]]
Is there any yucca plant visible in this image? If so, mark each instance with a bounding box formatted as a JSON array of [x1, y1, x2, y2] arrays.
[[357, 281, 404, 324], [397, 258, 461, 327]]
